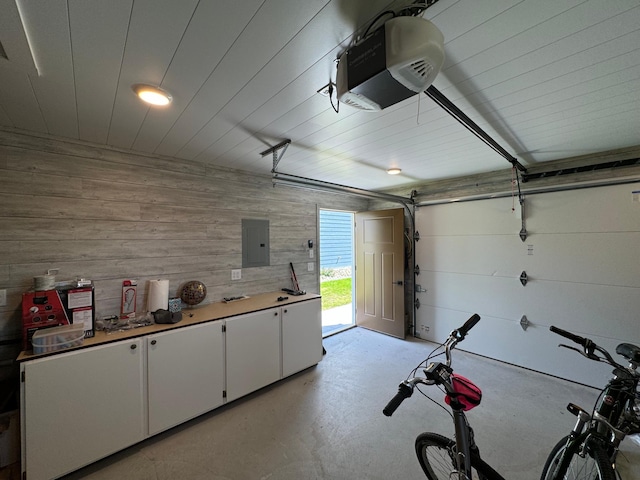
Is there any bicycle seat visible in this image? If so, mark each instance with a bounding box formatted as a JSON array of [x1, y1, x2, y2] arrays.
[[616, 343, 640, 363]]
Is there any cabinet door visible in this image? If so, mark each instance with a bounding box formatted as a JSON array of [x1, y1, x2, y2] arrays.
[[282, 298, 322, 377], [225, 309, 281, 402], [22, 339, 144, 480], [147, 322, 224, 435]]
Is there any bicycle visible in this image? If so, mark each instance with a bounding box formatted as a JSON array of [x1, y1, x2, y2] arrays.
[[540, 326, 640, 480], [383, 313, 506, 480]]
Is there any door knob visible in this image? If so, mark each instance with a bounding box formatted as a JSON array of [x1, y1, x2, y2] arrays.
[[393, 280, 403, 286]]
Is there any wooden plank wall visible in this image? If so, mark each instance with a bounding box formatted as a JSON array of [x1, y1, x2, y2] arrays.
[[0, 129, 368, 380]]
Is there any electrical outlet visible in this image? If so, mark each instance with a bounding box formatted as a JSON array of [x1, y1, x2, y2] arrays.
[[307, 262, 314, 272], [0, 289, 6, 306], [231, 269, 241, 281]]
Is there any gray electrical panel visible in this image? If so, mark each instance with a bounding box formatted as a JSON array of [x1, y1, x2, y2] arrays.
[[242, 219, 270, 268]]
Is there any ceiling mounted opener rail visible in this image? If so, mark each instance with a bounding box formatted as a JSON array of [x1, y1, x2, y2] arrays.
[[424, 85, 527, 173]]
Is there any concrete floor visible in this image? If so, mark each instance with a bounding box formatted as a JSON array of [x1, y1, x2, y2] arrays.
[[321, 303, 353, 337], [65, 327, 639, 480]]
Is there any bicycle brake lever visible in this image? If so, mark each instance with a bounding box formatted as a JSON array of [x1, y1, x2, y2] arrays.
[[559, 343, 601, 362], [558, 344, 583, 356]]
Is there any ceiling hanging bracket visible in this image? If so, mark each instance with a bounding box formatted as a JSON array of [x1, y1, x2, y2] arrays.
[[261, 139, 291, 173]]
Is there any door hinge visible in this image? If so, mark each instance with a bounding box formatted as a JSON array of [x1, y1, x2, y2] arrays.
[[223, 390, 227, 399], [21, 371, 25, 383], [519, 271, 528, 286], [222, 324, 226, 333]]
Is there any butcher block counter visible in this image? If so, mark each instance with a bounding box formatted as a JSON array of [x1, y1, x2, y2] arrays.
[[18, 291, 320, 361]]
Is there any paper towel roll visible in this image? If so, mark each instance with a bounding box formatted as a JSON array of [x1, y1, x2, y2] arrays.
[[34, 274, 56, 290], [148, 279, 170, 312]]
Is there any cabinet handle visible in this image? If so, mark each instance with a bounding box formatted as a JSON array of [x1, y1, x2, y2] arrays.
[[130, 344, 137, 350], [284, 309, 288, 313], [274, 312, 278, 316], [151, 340, 157, 346]]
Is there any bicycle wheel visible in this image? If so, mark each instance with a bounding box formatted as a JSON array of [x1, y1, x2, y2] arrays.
[[415, 432, 503, 480], [540, 435, 616, 480]]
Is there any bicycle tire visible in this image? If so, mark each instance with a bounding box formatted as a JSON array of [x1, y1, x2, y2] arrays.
[[540, 435, 616, 480], [415, 432, 504, 480]]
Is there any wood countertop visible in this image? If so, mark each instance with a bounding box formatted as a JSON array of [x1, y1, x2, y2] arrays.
[[18, 291, 320, 362]]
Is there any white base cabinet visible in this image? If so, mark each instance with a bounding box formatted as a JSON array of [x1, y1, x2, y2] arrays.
[[20, 297, 321, 479], [282, 298, 322, 377], [21, 339, 145, 480], [225, 308, 282, 402], [147, 322, 225, 435]]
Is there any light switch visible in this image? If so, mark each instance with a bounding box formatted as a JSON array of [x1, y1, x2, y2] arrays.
[[231, 269, 241, 280], [307, 262, 314, 272]]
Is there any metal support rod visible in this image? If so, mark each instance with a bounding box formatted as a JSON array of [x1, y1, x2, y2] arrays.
[[424, 85, 527, 173], [415, 175, 640, 207], [521, 157, 640, 182], [272, 172, 413, 205], [519, 196, 527, 242]]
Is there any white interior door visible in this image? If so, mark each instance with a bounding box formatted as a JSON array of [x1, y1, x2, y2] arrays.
[[355, 208, 405, 338]]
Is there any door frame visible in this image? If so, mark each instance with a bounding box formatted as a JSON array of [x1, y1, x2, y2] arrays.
[[318, 208, 356, 337]]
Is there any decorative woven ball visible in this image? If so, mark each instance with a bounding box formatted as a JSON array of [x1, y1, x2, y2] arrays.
[[180, 280, 207, 306]]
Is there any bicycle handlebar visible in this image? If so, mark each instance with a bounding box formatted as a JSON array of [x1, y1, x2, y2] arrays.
[[550, 325, 589, 348], [383, 314, 481, 416], [457, 313, 481, 340], [549, 325, 620, 367], [383, 382, 413, 417]]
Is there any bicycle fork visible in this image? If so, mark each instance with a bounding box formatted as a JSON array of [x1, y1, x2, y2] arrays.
[[567, 403, 625, 464], [453, 410, 475, 479]]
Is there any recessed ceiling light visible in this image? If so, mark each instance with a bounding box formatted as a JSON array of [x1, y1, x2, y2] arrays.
[[132, 84, 172, 106], [387, 168, 402, 175]]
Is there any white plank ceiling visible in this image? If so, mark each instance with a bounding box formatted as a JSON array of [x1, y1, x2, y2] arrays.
[[1, 0, 639, 191]]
